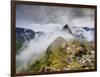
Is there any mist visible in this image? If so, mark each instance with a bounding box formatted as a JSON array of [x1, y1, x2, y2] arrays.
[[16, 4, 94, 28], [16, 4, 95, 72], [16, 23, 74, 71]]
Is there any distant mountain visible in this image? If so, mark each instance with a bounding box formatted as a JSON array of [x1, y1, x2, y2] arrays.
[[16, 27, 45, 53], [62, 24, 72, 34], [62, 24, 94, 42], [16, 27, 35, 41], [16, 27, 35, 54], [82, 27, 94, 31]]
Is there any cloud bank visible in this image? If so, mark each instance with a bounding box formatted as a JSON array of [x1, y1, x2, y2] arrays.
[[16, 4, 95, 28]]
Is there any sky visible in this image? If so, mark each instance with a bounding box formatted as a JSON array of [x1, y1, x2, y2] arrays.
[[16, 4, 95, 28]]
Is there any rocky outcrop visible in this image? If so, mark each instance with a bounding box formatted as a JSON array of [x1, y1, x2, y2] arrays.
[[46, 37, 95, 70], [20, 36, 95, 73], [62, 24, 72, 34]]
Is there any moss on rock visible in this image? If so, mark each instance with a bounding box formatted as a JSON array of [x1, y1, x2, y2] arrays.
[[19, 36, 95, 73]]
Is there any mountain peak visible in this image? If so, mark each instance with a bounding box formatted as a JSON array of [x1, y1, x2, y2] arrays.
[[62, 24, 72, 34]]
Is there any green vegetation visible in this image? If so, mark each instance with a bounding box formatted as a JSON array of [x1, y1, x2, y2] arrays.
[[17, 36, 95, 73]]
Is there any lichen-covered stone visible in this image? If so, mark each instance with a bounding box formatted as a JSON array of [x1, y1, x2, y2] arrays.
[[19, 36, 95, 73]]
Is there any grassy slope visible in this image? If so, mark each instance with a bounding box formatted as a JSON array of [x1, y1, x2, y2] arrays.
[[17, 36, 95, 73]]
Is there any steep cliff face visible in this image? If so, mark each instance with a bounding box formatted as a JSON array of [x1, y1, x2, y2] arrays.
[[17, 36, 95, 73]]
